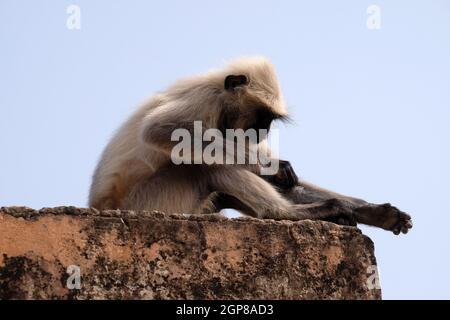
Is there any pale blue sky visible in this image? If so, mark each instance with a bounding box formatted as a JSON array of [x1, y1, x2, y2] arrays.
[[1, 0, 449, 299]]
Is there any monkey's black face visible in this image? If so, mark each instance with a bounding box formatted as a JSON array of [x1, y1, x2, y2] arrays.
[[247, 108, 277, 131], [218, 105, 284, 142]]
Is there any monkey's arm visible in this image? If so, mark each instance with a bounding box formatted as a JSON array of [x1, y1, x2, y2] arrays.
[[208, 166, 356, 223], [284, 184, 412, 234], [261, 160, 413, 235]]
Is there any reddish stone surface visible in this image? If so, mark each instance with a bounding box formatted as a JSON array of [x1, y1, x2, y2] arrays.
[[0, 206, 381, 299]]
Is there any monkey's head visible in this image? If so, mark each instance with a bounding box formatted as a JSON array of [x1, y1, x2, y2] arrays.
[[216, 57, 289, 140]]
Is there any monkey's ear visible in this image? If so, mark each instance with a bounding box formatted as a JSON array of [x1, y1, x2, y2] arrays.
[[224, 75, 248, 91]]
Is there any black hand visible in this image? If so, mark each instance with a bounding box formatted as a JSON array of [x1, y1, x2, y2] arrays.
[[272, 160, 299, 190]]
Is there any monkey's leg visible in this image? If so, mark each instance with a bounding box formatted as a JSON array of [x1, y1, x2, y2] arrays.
[[267, 160, 412, 234], [283, 182, 367, 206], [210, 192, 356, 227], [207, 166, 356, 222], [121, 164, 212, 213]]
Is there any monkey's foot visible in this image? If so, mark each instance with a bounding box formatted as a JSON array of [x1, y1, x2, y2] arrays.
[[356, 203, 413, 235]]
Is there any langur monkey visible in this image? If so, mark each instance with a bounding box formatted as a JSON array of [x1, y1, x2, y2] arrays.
[[89, 57, 412, 235]]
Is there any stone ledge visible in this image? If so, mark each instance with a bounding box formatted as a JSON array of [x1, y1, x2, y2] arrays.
[[0, 206, 381, 300]]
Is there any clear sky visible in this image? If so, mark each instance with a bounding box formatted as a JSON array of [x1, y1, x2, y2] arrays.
[[1, 0, 449, 299]]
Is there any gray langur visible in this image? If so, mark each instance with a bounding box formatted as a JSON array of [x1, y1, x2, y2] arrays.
[[89, 57, 412, 235]]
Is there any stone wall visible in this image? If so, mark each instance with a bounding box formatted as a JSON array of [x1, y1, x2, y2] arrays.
[[0, 206, 381, 299]]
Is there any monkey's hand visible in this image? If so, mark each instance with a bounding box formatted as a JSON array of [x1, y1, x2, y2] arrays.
[[355, 203, 413, 235], [269, 160, 299, 190]]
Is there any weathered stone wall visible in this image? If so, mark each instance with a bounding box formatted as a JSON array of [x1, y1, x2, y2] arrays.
[[0, 206, 381, 300]]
